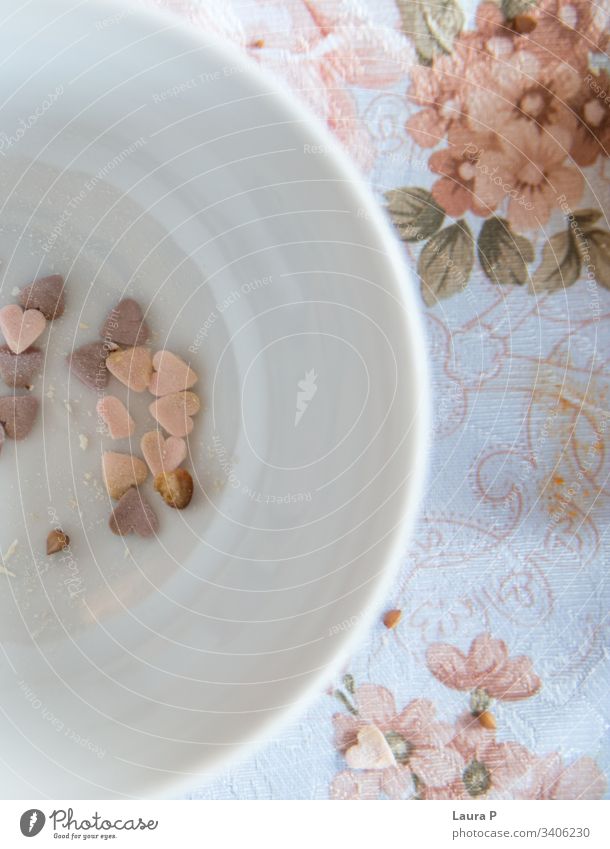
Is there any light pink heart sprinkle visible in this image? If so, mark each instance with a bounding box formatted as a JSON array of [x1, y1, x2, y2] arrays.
[[97, 396, 136, 440], [107, 346, 153, 393], [344, 726, 396, 770], [0, 304, 46, 354], [141, 430, 187, 476], [149, 350, 198, 396], [102, 451, 148, 499], [149, 391, 200, 437]]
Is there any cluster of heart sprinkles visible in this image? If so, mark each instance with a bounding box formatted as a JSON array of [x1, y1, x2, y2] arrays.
[[68, 297, 200, 539], [0, 275, 64, 447]]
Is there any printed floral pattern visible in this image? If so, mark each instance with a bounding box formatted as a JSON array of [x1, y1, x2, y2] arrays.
[[330, 635, 606, 800], [392, 0, 610, 304], [145, 0, 610, 801]]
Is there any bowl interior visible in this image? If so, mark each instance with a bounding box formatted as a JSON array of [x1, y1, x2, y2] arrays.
[[0, 0, 426, 797]]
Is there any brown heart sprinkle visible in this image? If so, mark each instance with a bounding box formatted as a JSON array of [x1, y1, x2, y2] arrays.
[[0, 395, 39, 440], [154, 468, 194, 509], [102, 451, 148, 499], [109, 487, 159, 537], [0, 345, 43, 388], [100, 298, 150, 347], [47, 528, 70, 555], [19, 274, 66, 320], [67, 341, 115, 390]]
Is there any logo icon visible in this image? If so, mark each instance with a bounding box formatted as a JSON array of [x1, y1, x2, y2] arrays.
[[20, 809, 45, 837], [294, 369, 318, 426]]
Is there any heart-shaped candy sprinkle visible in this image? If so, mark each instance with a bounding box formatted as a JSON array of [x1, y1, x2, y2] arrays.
[[67, 341, 115, 390], [97, 396, 136, 439], [101, 298, 149, 346], [109, 487, 159, 537], [102, 451, 148, 499], [149, 350, 198, 396], [0, 345, 43, 388], [0, 395, 39, 440], [149, 391, 200, 437], [106, 346, 152, 393], [140, 430, 187, 476], [344, 726, 396, 770], [19, 274, 66, 320], [0, 305, 46, 354]]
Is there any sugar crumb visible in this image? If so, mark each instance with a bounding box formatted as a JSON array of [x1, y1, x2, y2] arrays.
[[11, 286, 20, 296], [4, 539, 18, 561], [79, 434, 89, 450]]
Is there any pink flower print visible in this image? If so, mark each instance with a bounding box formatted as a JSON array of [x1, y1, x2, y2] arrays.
[[450, 713, 539, 799], [406, 48, 478, 149], [521, 753, 607, 800], [427, 633, 541, 705], [331, 685, 464, 798], [570, 70, 610, 166], [464, 52, 580, 152], [429, 127, 501, 218], [475, 124, 584, 232]]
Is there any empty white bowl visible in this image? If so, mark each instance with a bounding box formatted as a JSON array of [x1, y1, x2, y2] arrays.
[[0, 0, 428, 797]]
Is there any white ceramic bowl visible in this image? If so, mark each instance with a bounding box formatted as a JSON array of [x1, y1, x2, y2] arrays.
[[0, 0, 428, 798]]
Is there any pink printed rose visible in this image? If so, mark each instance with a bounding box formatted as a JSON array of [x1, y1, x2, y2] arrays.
[[474, 125, 583, 232], [429, 128, 501, 218]]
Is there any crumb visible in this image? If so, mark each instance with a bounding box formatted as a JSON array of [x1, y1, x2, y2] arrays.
[[84, 472, 92, 480], [46, 385, 56, 399], [79, 434, 89, 450], [79, 322, 89, 330], [11, 286, 20, 296], [0, 539, 18, 577], [4, 539, 18, 561], [64, 401, 73, 413]]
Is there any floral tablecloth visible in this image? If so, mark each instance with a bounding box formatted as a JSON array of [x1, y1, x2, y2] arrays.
[[146, 0, 610, 800]]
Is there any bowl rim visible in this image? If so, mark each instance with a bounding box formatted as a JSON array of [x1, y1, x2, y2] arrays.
[[24, 0, 431, 798]]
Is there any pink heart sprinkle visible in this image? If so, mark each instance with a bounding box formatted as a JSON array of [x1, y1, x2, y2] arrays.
[[149, 350, 198, 396], [97, 395, 136, 440], [149, 391, 200, 437], [0, 304, 46, 354]]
